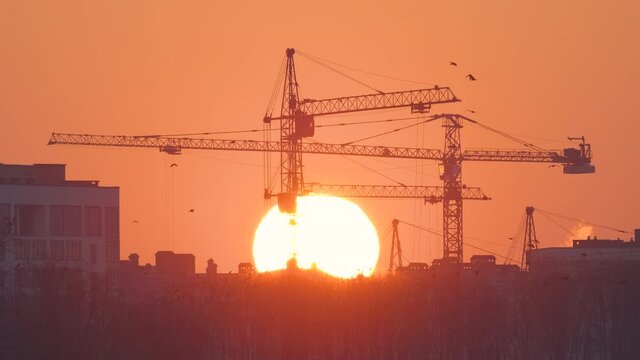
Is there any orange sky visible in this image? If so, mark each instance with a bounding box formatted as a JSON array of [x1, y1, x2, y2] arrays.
[[1, 0, 638, 272]]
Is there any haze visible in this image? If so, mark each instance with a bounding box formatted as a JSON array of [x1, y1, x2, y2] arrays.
[[1, 0, 638, 272]]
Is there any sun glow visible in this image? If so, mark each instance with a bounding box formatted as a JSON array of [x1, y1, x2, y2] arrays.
[[253, 195, 379, 278]]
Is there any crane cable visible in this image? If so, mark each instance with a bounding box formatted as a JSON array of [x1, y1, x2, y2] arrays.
[[134, 115, 423, 138], [398, 220, 519, 263], [297, 50, 437, 87], [296, 51, 385, 95], [504, 215, 526, 265], [307, 139, 406, 187], [265, 56, 287, 120], [537, 211, 576, 237], [263, 56, 287, 194], [341, 115, 439, 145], [535, 208, 631, 234], [463, 117, 548, 152]]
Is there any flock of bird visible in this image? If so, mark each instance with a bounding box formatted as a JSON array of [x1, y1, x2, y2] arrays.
[[449, 60, 478, 114], [449, 60, 476, 81]]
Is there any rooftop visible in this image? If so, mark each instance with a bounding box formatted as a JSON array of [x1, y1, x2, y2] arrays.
[[0, 163, 101, 187]]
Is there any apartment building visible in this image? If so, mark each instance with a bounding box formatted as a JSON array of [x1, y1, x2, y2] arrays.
[[0, 163, 119, 291]]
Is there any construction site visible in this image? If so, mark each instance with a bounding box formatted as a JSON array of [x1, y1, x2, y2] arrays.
[[2, 46, 639, 360]]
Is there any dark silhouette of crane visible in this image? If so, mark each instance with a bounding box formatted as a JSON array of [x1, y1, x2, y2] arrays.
[[48, 48, 595, 264], [389, 219, 402, 273], [521, 206, 539, 269], [262, 48, 460, 212]]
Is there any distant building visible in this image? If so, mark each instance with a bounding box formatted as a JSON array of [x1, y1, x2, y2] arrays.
[[206, 258, 217, 276], [470, 255, 496, 270], [527, 230, 640, 274], [397, 262, 429, 273], [238, 262, 254, 275], [155, 251, 195, 276], [0, 163, 119, 291]]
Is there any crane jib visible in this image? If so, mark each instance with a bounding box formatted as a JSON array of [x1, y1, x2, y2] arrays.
[[266, 87, 459, 121]]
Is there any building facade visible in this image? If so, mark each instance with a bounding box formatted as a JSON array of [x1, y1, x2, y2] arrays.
[[0, 164, 119, 291], [527, 231, 640, 274]]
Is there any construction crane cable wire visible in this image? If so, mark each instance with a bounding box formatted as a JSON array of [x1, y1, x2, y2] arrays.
[[297, 51, 384, 95], [505, 215, 526, 265], [307, 139, 406, 186], [266, 56, 287, 118], [132, 116, 424, 139], [297, 50, 436, 87], [537, 211, 576, 237], [462, 116, 547, 152], [398, 219, 519, 263], [342, 116, 439, 145], [399, 218, 513, 247], [535, 208, 631, 234]]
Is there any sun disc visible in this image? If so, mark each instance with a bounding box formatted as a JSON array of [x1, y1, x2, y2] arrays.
[[253, 195, 379, 278]]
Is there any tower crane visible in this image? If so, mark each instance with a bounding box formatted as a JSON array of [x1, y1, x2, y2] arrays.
[[48, 48, 595, 264], [263, 48, 459, 212], [522, 206, 539, 269], [389, 219, 402, 273], [505, 206, 540, 270]]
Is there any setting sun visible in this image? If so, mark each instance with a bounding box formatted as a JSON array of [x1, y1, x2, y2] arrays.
[[253, 195, 379, 278]]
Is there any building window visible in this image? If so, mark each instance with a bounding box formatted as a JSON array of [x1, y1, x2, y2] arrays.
[[90, 244, 97, 265], [50, 206, 81, 236], [106, 241, 119, 262], [16, 205, 46, 236], [65, 240, 81, 261], [15, 239, 29, 260], [51, 240, 65, 260], [0, 241, 4, 262], [84, 207, 102, 236], [9, 177, 20, 185], [105, 207, 119, 239], [30, 240, 46, 260]]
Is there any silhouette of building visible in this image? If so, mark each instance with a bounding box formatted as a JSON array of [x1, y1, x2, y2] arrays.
[[238, 262, 255, 275], [0, 163, 119, 291], [527, 231, 640, 274], [206, 258, 217, 276], [155, 250, 195, 276]]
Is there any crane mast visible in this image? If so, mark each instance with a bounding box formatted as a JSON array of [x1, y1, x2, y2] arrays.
[[521, 206, 539, 269], [276, 49, 305, 211], [441, 115, 464, 261], [266, 48, 460, 212], [389, 219, 402, 272]]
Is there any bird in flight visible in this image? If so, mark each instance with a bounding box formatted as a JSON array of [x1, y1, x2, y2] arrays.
[[467, 109, 476, 114], [449, 61, 458, 67], [189, 209, 195, 213], [132, 220, 139, 223], [466, 74, 477, 81], [170, 163, 178, 168]]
